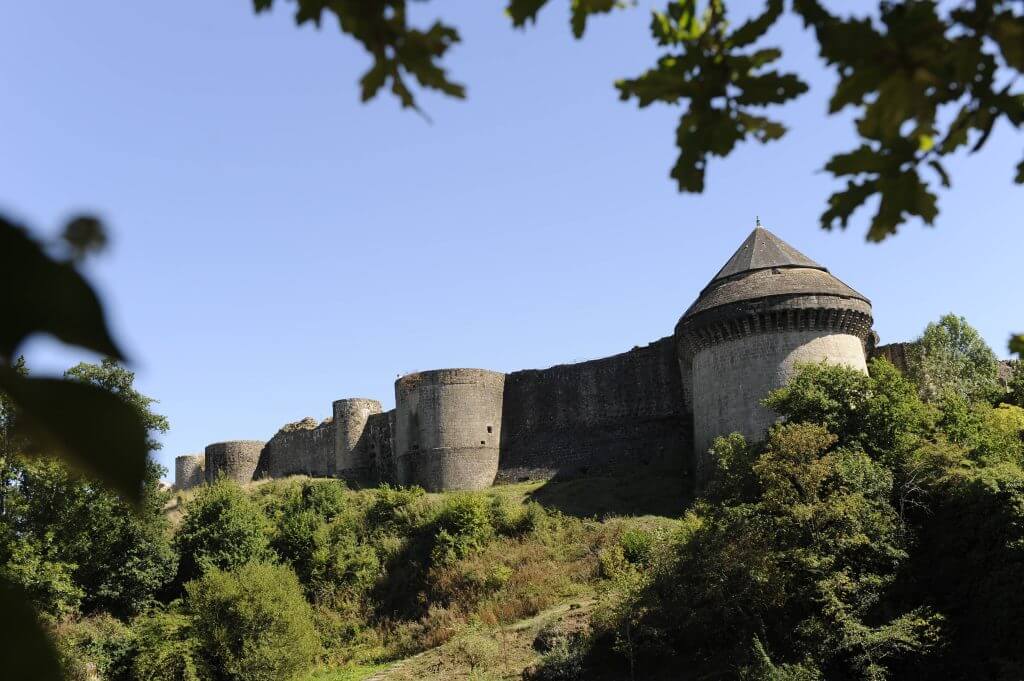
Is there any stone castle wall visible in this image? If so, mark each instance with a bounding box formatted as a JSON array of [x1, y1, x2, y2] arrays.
[[690, 331, 868, 476], [333, 399, 383, 485], [174, 454, 205, 490], [497, 337, 689, 483], [395, 369, 505, 492], [257, 418, 335, 479], [205, 440, 265, 484]]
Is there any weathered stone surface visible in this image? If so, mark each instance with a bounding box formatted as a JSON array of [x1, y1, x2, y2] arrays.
[[395, 369, 505, 492], [174, 454, 205, 490], [677, 227, 873, 485], [498, 337, 689, 483], [257, 418, 335, 479], [690, 331, 868, 477], [205, 440, 265, 484], [333, 398, 383, 485]]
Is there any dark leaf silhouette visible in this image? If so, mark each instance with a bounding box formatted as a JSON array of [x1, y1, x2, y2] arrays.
[[0, 369, 149, 505]]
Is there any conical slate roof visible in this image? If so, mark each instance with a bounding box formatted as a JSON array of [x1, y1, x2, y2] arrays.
[[707, 226, 826, 286], [679, 224, 872, 327]]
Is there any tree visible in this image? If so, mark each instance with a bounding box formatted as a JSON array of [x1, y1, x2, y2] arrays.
[[1, 359, 175, 618], [0, 214, 151, 679], [65, 358, 170, 453], [253, 0, 1024, 244], [907, 313, 1002, 404], [186, 562, 321, 681], [173, 479, 274, 585], [1007, 360, 1024, 407], [605, 422, 940, 678]]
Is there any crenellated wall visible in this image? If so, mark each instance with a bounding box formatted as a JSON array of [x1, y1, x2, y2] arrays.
[[498, 337, 689, 483]]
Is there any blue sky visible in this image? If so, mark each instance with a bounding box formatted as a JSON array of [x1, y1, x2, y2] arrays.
[[2, 2, 1021, 478]]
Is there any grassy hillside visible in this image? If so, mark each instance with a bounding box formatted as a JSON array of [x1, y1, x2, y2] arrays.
[[148, 473, 683, 681]]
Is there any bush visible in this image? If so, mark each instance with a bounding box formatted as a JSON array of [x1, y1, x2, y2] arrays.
[[366, 484, 426, 531], [308, 524, 381, 599], [174, 479, 274, 584], [54, 613, 135, 681], [132, 608, 202, 681], [619, 529, 654, 567], [451, 622, 501, 672], [186, 562, 320, 681], [431, 494, 496, 565], [1, 536, 82, 621]]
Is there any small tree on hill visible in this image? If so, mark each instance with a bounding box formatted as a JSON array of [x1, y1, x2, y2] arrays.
[[173, 479, 274, 585], [908, 314, 1001, 405]]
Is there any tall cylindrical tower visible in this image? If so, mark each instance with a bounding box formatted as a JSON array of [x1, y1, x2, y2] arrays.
[[675, 227, 873, 483], [332, 398, 383, 484], [204, 440, 266, 484], [394, 368, 505, 492], [174, 453, 205, 490]]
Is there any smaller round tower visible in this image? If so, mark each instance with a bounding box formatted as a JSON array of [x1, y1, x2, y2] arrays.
[[204, 440, 266, 484], [394, 369, 505, 492], [675, 226, 873, 483], [333, 398, 383, 484], [174, 453, 205, 490]]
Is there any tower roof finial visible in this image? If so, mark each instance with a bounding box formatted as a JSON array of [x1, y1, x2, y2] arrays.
[[755, 215, 761, 228]]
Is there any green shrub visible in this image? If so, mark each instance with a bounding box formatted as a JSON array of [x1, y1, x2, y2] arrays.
[[272, 507, 322, 582], [186, 562, 320, 681], [308, 524, 381, 599], [618, 529, 654, 567], [431, 494, 496, 565], [174, 478, 274, 584], [1, 536, 82, 621], [132, 608, 202, 681], [54, 613, 135, 681], [366, 484, 426, 531], [451, 622, 501, 672], [531, 637, 587, 681], [300, 480, 349, 520]]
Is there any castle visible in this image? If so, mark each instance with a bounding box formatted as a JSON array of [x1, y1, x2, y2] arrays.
[[175, 227, 888, 493]]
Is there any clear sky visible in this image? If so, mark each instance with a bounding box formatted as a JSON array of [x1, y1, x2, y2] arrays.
[[2, 2, 1021, 479]]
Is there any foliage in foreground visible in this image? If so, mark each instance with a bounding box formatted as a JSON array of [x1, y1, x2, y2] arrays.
[[547, 358, 1024, 681]]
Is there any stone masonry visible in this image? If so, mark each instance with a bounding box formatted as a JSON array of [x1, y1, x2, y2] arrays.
[[173, 226, 929, 494]]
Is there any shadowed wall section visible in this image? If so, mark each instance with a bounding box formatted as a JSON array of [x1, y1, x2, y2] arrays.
[[333, 399, 383, 485], [497, 337, 689, 483]]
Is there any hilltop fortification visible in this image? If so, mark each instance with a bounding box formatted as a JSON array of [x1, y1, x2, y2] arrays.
[[176, 227, 897, 493]]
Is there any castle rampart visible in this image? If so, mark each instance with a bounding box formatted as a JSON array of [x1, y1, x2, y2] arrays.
[[257, 418, 334, 479], [395, 369, 505, 492], [177, 226, 917, 494], [205, 440, 265, 484], [497, 337, 688, 482], [333, 399, 383, 485], [174, 454, 205, 490]]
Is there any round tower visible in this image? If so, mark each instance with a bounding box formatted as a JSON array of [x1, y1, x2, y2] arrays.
[[332, 398, 383, 484], [174, 453, 205, 490], [204, 440, 266, 484], [675, 226, 873, 483], [394, 368, 505, 492]]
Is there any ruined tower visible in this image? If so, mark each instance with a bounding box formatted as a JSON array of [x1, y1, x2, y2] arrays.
[[332, 398, 383, 484], [674, 226, 873, 482], [394, 369, 505, 492]]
